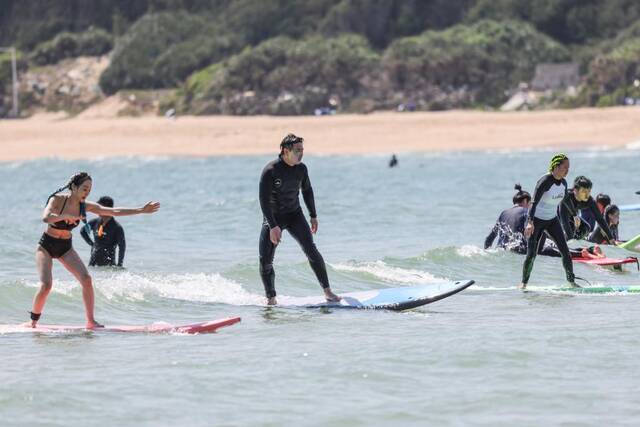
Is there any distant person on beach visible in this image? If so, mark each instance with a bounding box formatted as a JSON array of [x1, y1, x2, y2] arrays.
[[484, 184, 531, 254], [580, 193, 611, 230], [558, 176, 614, 243], [80, 196, 127, 267], [31, 172, 159, 328], [389, 154, 398, 168], [519, 154, 577, 290], [258, 133, 341, 305]]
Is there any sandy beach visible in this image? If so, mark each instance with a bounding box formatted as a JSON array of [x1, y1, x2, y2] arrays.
[[1, 107, 639, 161]]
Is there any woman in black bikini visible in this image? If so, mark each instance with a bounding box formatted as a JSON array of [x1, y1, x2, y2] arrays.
[[31, 172, 160, 328]]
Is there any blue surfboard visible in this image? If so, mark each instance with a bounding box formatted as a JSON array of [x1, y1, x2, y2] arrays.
[[277, 280, 474, 311], [619, 203, 640, 212]]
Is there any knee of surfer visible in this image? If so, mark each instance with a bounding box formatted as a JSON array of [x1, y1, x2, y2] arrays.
[[79, 273, 92, 288], [39, 280, 53, 293]]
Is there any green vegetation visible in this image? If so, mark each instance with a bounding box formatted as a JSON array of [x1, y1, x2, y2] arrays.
[[384, 20, 569, 108], [30, 28, 113, 65], [1, 0, 640, 116]]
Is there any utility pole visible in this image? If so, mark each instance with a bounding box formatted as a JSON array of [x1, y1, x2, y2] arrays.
[[0, 46, 19, 118]]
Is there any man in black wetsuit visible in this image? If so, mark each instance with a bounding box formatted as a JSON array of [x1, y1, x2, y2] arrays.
[[558, 176, 615, 244], [259, 134, 340, 305], [80, 196, 126, 267]]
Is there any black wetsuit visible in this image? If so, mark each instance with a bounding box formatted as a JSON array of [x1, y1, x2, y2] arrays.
[[80, 218, 126, 266], [588, 223, 618, 244], [559, 193, 613, 243], [522, 174, 574, 285], [258, 156, 329, 298], [484, 206, 528, 254]]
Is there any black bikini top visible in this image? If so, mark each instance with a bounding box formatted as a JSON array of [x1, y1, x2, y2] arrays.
[[50, 197, 85, 231]]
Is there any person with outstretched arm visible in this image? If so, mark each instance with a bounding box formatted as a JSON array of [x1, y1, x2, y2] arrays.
[[80, 196, 126, 267], [258, 133, 341, 305]]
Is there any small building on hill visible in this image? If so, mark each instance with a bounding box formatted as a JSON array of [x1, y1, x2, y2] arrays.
[[530, 63, 580, 91]]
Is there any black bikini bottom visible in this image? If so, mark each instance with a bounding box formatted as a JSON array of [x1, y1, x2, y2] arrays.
[[39, 233, 72, 259]]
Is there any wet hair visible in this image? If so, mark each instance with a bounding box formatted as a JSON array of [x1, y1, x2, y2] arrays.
[[97, 196, 114, 207], [280, 133, 304, 155], [549, 153, 569, 172], [604, 204, 619, 220], [46, 172, 92, 205], [596, 193, 611, 208], [573, 175, 593, 190], [512, 184, 531, 205]]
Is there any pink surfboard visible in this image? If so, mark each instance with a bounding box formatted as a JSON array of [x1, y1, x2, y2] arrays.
[[572, 256, 639, 269], [0, 316, 241, 335]]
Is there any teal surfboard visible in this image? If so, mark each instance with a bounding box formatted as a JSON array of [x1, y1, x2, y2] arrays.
[[553, 286, 640, 294]]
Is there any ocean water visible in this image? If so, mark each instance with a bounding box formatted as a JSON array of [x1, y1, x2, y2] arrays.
[[1, 149, 640, 426]]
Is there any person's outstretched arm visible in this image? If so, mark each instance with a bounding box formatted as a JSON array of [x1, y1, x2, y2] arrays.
[[85, 201, 160, 217]]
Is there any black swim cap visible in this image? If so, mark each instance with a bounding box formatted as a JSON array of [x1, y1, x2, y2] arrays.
[[513, 183, 531, 204], [573, 175, 593, 190], [97, 196, 114, 207], [280, 133, 304, 149]]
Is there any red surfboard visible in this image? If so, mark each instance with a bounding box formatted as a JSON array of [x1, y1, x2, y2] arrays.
[[0, 316, 241, 335], [572, 256, 639, 269]]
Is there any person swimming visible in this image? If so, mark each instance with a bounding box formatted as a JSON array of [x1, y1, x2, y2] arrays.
[[519, 154, 577, 290], [484, 184, 531, 254], [30, 172, 160, 328], [258, 134, 340, 305], [80, 196, 126, 267]]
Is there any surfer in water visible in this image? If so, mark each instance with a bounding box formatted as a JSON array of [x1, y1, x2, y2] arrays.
[[259, 133, 340, 305], [558, 176, 615, 244], [588, 204, 622, 244], [484, 184, 531, 254], [519, 154, 577, 290], [580, 193, 610, 230], [80, 196, 127, 267], [31, 172, 160, 328]]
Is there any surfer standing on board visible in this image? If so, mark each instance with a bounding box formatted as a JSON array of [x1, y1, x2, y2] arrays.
[[258, 134, 341, 305], [31, 172, 160, 328], [519, 154, 577, 290]]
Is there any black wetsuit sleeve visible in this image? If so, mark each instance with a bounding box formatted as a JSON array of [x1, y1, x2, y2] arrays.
[[527, 174, 551, 221], [588, 199, 614, 243], [117, 225, 126, 266], [559, 192, 575, 239], [80, 219, 96, 246], [484, 221, 499, 249], [301, 165, 317, 218], [259, 164, 278, 228]]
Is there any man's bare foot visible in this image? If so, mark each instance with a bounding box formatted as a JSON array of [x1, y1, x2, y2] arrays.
[[86, 321, 104, 329], [324, 288, 341, 302], [518, 283, 527, 290], [569, 282, 581, 288], [267, 297, 278, 306]]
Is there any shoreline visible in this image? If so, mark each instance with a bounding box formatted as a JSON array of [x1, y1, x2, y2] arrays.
[[1, 107, 639, 161]]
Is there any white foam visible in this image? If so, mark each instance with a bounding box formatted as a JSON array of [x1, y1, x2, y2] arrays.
[[331, 260, 444, 284], [24, 272, 264, 306], [456, 245, 488, 257]]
